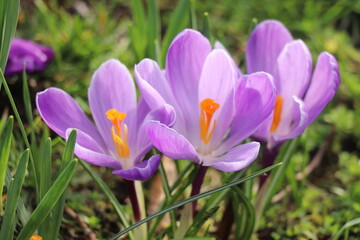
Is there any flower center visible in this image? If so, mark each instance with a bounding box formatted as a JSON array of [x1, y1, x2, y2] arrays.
[[106, 109, 130, 158], [270, 95, 284, 133], [200, 98, 220, 144]]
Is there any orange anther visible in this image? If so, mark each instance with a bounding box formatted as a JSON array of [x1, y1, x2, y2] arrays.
[[200, 98, 220, 144], [270, 95, 284, 133]]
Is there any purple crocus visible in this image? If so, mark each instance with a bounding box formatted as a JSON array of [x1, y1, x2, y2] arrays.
[[5, 38, 54, 76], [246, 20, 340, 149], [36, 59, 175, 181], [135, 29, 276, 172]]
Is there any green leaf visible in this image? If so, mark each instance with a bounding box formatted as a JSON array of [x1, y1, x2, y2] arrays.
[[0, 69, 39, 195], [38, 138, 52, 238], [110, 162, 282, 239], [147, 0, 161, 60], [48, 130, 76, 240], [254, 139, 298, 231], [333, 217, 360, 240], [160, 0, 190, 66], [186, 206, 219, 237], [16, 158, 78, 240], [0, 0, 20, 83], [0, 149, 29, 240], [0, 116, 13, 213], [79, 160, 134, 240]]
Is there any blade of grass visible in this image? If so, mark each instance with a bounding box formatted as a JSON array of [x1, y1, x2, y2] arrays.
[[333, 217, 360, 240], [0, 149, 29, 240], [38, 138, 52, 238], [147, 0, 160, 60], [254, 139, 298, 231], [79, 160, 134, 240], [5, 168, 30, 225], [48, 130, 76, 240], [0, 116, 13, 213], [110, 162, 282, 239], [160, 0, 190, 66], [0, 0, 20, 85], [189, 0, 197, 29], [159, 161, 177, 237], [0, 70, 39, 196], [231, 187, 255, 240], [16, 158, 78, 240]]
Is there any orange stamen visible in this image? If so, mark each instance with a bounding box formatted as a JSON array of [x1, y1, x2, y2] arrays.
[[200, 98, 220, 144], [270, 95, 284, 133], [106, 109, 130, 158]]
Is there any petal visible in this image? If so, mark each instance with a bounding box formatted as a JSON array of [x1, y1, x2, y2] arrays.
[[134, 104, 176, 162], [66, 129, 122, 169], [202, 142, 260, 172], [113, 154, 161, 181], [246, 20, 293, 75], [214, 40, 242, 77], [217, 72, 276, 154], [146, 121, 200, 163], [135, 58, 176, 108], [166, 29, 211, 142], [276, 40, 312, 99], [304, 52, 340, 124], [271, 96, 308, 147], [36, 88, 105, 148], [198, 49, 236, 148], [88, 59, 136, 153]]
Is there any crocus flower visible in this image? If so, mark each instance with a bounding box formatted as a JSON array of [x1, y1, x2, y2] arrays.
[[135, 29, 276, 172], [246, 20, 340, 149], [36, 59, 175, 181], [5, 38, 54, 76]]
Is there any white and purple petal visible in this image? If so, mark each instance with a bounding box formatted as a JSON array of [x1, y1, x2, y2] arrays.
[[113, 154, 161, 181], [304, 52, 340, 124], [146, 121, 200, 163], [65, 129, 122, 169], [36, 87, 105, 148], [202, 142, 260, 172], [88, 59, 137, 154], [246, 20, 293, 75]]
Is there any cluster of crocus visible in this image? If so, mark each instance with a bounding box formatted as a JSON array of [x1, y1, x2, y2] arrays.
[[36, 19, 339, 190], [5, 38, 54, 76]]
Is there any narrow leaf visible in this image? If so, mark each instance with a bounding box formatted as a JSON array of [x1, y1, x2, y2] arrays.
[[17, 159, 78, 240], [0, 149, 29, 240], [160, 0, 190, 66], [0, 116, 13, 213], [48, 130, 76, 240]]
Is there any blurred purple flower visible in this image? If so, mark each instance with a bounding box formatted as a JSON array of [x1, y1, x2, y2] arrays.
[[5, 38, 54, 76], [36, 59, 175, 181], [135, 29, 276, 172], [246, 20, 340, 149]]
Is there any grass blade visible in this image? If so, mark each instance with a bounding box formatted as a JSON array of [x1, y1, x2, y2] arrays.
[[0, 0, 20, 80], [0, 69, 39, 196], [38, 138, 52, 237], [110, 162, 282, 239], [147, 0, 160, 59], [0, 116, 13, 213], [0, 149, 29, 240], [333, 217, 360, 240], [254, 139, 298, 230], [79, 160, 134, 240], [48, 130, 76, 240], [160, 0, 190, 66], [16, 158, 78, 240]]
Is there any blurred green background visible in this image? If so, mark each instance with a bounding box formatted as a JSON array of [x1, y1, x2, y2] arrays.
[[2, 0, 360, 239]]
